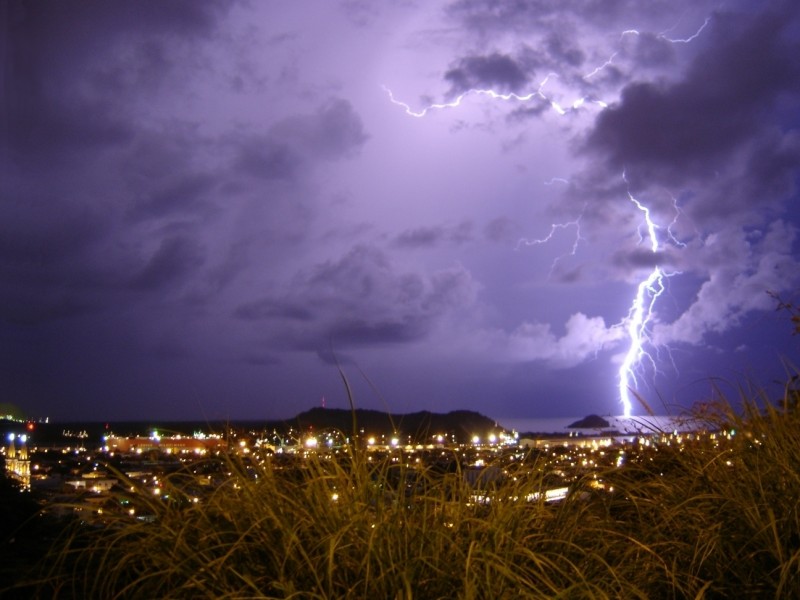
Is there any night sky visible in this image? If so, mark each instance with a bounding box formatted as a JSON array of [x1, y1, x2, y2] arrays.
[[2, 0, 799, 422]]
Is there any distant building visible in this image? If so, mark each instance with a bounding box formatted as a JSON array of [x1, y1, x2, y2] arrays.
[[65, 475, 117, 494], [105, 435, 225, 455]]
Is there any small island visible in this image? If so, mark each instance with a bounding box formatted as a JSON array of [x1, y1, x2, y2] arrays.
[[568, 414, 611, 429]]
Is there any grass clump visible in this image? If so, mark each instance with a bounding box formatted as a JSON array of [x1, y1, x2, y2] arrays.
[[9, 381, 800, 598]]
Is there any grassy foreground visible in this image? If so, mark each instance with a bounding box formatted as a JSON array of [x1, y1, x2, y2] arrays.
[[12, 385, 800, 599]]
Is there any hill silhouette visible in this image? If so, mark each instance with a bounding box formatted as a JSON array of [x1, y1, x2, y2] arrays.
[[567, 414, 611, 428], [292, 407, 497, 442]]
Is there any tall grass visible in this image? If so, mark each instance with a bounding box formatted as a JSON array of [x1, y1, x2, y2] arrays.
[[11, 381, 800, 598]]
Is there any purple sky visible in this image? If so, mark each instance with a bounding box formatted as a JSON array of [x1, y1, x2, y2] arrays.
[[2, 0, 799, 422]]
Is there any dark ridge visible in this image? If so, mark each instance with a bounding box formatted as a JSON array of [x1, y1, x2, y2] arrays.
[[293, 407, 497, 441], [2, 409, 500, 445]]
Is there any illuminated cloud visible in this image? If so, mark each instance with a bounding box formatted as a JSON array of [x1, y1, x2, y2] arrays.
[[506, 313, 624, 368]]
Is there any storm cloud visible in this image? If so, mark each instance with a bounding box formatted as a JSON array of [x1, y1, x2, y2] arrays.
[[2, 0, 798, 422]]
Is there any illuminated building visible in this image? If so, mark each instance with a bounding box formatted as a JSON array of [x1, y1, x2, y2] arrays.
[[5, 433, 31, 491], [104, 434, 225, 455]]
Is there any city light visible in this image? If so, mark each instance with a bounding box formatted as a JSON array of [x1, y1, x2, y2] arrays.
[[6, 411, 740, 522]]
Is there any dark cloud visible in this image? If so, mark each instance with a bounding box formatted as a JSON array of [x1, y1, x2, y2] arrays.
[[338, 0, 382, 27], [271, 99, 369, 161], [654, 220, 800, 345], [128, 173, 218, 221], [149, 338, 192, 360], [234, 299, 314, 322], [3, 0, 233, 169], [545, 33, 586, 67], [449, 221, 475, 243], [393, 222, 474, 248], [586, 7, 800, 178], [0, 197, 102, 269], [315, 347, 355, 366], [629, 33, 675, 68], [549, 264, 584, 284], [241, 353, 282, 367], [0, 292, 96, 326], [116, 125, 214, 204], [130, 236, 205, 291], [234, 245, 477, 349], [682, 132, 800, 228], [394, 227, 443, 248], [423, 267, 478, 312], [304, 245, 392, 299], [3, 0, 797, 421], [233, 98, 368, 181], [235, 139, 301, 181], [505, 103, 550, 122], [445, 53, 529, 95], [0, 0, 242, 329], [739, 132, 800, 207], [484, 217, 521, 243], [329, 316, 430, 346], [0, 191, 115, 325], [446, 0, 678, 34], [612, 247, 673, 269]]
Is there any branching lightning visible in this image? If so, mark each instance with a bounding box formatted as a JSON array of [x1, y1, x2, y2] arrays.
[[661, 16, 710, 44], [666, 193, 689, 248], [584, 17, 710, 81], [617, 174, 686, 417], [582, 52, 619, 80], [383, 15, 708, 418], [516, 210, 584, 278], [382, 72, 607, 119], [617, 175, 664, 417]]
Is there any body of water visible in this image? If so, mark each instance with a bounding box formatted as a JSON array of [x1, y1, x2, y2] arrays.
[[497, 414, 706, 435]]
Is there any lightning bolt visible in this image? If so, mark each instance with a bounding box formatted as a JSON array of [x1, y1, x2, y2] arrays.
[[666, 193, 689, 248], [616, 174, 686, 417], [617, 177, 662, 417], [583, 52, 620, 80], [384, 14, 711, 120], [581, 29, 641, 81], [384, 16, 707, 418], [516, 200, 585, 278], [661, 16, 711, 44], [382, 72, 606, 119], [518, 221, 584, 277], [584, 17, 710, 81]]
